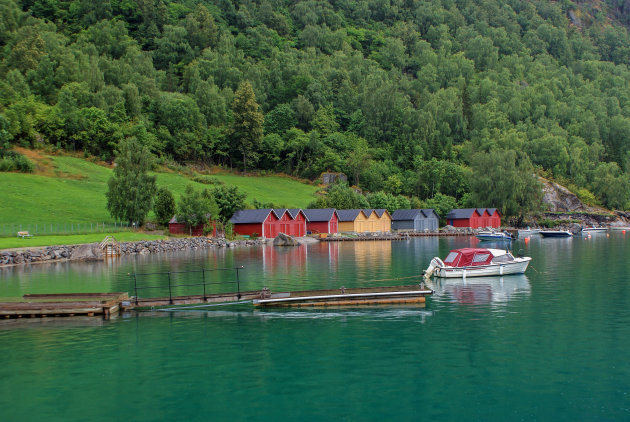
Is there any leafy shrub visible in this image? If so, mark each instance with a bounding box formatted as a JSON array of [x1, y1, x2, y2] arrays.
[[538, 218, 581, 228], [0, 158, 13, 171], [576, 188, 599, 207], [192, 175, 224, 185], [225, 222, 234, 239], [203, 222, 215, 236], [0, 151, 34, 173]]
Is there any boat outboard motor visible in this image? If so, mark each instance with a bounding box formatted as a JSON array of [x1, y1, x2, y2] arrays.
[[424, 257, 444, 279]]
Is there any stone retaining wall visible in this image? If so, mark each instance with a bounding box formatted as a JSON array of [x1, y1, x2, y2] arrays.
[[0, 237, 266, 266]]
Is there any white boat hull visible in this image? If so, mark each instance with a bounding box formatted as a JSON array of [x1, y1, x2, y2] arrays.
[[433, 258, 531, 278]]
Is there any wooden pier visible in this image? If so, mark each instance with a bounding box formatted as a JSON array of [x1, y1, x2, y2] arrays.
[[0, 286, 432, 317], [253, 285, 432, 307], [0, 267, 433, 318], [0, 293, 128, 319]]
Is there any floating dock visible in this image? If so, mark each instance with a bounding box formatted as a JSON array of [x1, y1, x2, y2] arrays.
[[0, 293, 128, 319], [0, 286, 432, 317], [253, 285, 432, 307]]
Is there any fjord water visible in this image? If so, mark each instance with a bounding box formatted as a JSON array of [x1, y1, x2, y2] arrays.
[[1, 234, 630, 421]]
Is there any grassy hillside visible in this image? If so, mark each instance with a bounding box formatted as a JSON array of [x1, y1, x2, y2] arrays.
[[0, 152, 319, 227]]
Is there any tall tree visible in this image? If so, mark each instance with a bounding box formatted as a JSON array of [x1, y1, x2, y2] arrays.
[[346, 136, 371, 186], [177, 185, 219, 235], [153, 186, 176, 225], [230, 81, 263, 172], [106, 138, 157, 225], [469, 149, 541, 219], [212, 185, 246, 222]]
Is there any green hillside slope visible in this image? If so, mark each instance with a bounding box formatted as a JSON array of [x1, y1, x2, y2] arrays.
[[0, 155, 319, 226], [3, 0, 630, 213]]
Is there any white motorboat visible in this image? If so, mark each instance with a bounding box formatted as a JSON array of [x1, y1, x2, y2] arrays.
[[476, 231, 512, 241], [539, 230, 573, 237], [424, 248, 532, 278], [582, 227, 608, 232], [610, 226, 630, 231], [517, 227, 541, 237]]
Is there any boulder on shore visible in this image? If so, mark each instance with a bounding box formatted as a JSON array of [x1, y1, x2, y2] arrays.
[[273, 233, 299, 246], [70, 242, 103, 261]]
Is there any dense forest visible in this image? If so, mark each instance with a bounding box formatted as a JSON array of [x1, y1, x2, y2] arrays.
[[2, 0, 630, 216]]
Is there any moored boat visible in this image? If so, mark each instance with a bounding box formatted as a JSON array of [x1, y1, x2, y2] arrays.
[[582, 226, 608, 232], [539, 230, 573, 237], [476, 231, 512, 241], [517, 227, 541, 237], [424, 248, 531, 278]]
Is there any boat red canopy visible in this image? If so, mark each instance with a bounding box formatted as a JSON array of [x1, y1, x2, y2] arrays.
[[443, 248, 494, 267]]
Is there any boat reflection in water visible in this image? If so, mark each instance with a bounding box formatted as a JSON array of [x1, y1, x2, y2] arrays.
[[428, 274, 531, 305]]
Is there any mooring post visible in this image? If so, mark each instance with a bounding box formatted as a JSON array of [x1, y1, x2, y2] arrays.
[[202, 268, 206, 301], [133, 273, 138, 305], [168, 271, 173, 304], [236, 266, 241, 299]]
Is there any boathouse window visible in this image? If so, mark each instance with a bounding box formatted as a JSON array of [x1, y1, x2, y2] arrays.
[[472, 253, 490, 263], [444, 252, 459, 263]]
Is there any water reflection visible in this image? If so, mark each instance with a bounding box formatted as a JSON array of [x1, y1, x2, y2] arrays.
[[428, 274, 531, 305], [131, 307, 434, 322]]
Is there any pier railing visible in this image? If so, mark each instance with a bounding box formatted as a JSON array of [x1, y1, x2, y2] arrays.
[[129, 266, 244, 305]]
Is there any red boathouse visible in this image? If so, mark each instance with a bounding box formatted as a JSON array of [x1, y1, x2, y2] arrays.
[[445, 208, 501, 228], [229, 209, 309, 238], [229, 209, 280, 238], [303, 209, 339, 234], [273, 209, 307, 237]]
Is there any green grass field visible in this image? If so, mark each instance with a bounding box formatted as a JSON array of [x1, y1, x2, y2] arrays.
[[0, 154, 320, 228], [0, 232, 167, 250]]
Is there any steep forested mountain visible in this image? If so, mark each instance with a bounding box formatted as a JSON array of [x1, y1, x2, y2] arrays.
[[2, 0, 630, 214]]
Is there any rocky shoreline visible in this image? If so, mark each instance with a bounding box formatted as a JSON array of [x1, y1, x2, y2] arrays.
[[0, 237, 266, 267]]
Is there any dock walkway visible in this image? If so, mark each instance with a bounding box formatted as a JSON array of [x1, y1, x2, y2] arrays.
[[0, 267, 433, 318], [0, 293, 128, 319], [0, 285, 433, 317]]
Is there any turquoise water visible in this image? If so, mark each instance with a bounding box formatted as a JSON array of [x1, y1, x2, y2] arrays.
[[1, 234, 630, 421]]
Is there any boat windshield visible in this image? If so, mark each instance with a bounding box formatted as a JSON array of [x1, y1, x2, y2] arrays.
[[472, 253, 491, 263], [444, 252, 459, 264], [491, 253, 515, 263]]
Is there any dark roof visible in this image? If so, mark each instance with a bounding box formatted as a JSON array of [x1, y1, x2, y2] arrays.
[[362, 209, 374, 217], [287, 208, 304, 219], [391, 209, 421, 221], [391, 209, 439, 221], [337, 209, 363, 222], [421, 209, 440, 219], [273, 208, 305, 219], [475, 208, 501, 217], [303, 208, 336, 222], [229, 209, 275, 224], [445, 208, 480, 219], [374, 209, 389, 218]]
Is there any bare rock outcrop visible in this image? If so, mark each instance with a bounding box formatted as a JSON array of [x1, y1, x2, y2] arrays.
[[273, 233, 299, 246], [540, 178, 595, 213], [70, 243, 103, 261]]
